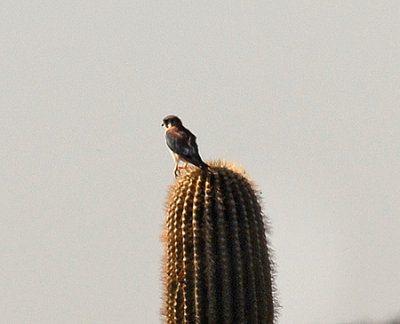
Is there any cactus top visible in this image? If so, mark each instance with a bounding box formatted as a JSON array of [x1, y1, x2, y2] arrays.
[[163, 161, 276, 323]]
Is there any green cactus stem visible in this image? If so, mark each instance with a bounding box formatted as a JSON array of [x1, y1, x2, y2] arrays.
[[162, 161, 276, 323]]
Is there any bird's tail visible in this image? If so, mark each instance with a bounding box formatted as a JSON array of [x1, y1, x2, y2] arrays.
[[189, 156, 209, 171], [200, 161, 209, 171]]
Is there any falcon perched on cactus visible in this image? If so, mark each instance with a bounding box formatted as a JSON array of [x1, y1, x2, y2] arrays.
[[162, 115, 209, 177]]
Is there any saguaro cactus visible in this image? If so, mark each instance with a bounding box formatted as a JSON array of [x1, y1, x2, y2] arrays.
[[162, 162, 275, 323]]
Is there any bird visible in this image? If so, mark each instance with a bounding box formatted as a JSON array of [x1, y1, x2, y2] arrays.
[[162, 115, 209, 177]]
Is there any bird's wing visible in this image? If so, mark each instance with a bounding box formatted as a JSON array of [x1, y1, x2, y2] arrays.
[[166, 128, 198, 159]]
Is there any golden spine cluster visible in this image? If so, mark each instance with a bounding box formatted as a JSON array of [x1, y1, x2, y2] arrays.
[[162, 162, 275, 323]]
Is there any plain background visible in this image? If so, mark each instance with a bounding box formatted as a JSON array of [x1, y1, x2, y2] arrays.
[[1, 1, 399, 323]]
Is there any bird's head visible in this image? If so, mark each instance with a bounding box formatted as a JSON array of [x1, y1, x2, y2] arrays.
[[161, 115, 183, 129]]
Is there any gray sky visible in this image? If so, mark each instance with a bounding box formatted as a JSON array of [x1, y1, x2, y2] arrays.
[[1, 1, 399, 323]]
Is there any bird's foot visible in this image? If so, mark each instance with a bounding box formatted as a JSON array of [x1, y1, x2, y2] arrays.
[[174, 163, 189, 177]]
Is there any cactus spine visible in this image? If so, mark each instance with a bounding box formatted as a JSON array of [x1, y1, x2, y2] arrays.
[[163, 162, 275, 323]]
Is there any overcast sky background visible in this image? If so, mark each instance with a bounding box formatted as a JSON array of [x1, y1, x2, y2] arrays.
[[1, 1, 399, 323]]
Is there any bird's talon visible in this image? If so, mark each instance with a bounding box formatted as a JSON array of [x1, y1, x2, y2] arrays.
[[174, 168, 180, 177]]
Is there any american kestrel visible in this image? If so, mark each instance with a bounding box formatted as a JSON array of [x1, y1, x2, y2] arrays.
[[162, 115, 209, 177]]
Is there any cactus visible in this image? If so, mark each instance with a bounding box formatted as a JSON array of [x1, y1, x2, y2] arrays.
[[162, 161, 276, 323]]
